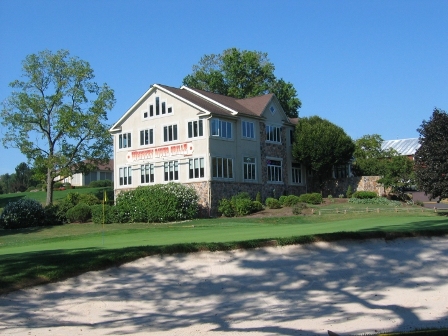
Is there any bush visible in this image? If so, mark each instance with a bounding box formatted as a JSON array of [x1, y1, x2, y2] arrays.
[[251, 201, 263, 212], [348, 197, 401, 206], [91, 204, 119, 224], [115, 183, 199, 223], [43, 204, 65, 226], [265, 197, 281, 209], [352, 191, 377, 199], [53, 182, 63, 189], [279, 195, 287, 205], [233, 198, 253, 216], [255, 192, 261, 203], [77, 193, 100, 206], [0, 198, 46, 229], [292, 202, 308, 215], [299, 193, 323, 204], [218, 198, 235, 217], [89, 180, 113, 188], [283, 195, 301, 207], [346, 185, 353, 198], [63, 182, 72, 189], [66, 203, 92, 223]]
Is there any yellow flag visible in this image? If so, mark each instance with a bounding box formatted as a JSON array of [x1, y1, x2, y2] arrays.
[[103, 190, 108, 203]]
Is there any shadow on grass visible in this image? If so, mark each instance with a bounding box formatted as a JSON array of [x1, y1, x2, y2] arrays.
[[0, 194, 26, 208]]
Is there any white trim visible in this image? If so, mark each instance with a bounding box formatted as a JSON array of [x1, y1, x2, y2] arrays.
[[181, 86, 239, 115]]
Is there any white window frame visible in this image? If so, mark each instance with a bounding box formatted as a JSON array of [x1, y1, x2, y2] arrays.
[[266, 125, 281, 143], [163, 124, 178, 143], [243, 156, 256, 181], [119, 166, 132, 186], [189, 157, 205, 179], [118, 132, 132, 149], [267, 158, 282, 183], [212, 157, 234, 179], [211, 119, 232, 139], [242, 120, 255, 139], [140, 164, 154, 184], [139, 128, 154, 146], [164, 160, 179, 181], [187, 119, 204, 139], [291, 162, 302, 184], [148, 97, 173, 118]]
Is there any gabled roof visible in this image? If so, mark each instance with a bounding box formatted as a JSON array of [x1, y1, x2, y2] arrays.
[[381, 138, 420, 156], [110, 84, 283, 132]]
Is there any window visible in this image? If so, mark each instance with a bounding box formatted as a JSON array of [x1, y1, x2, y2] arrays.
[[84, 172, 97, 185], [334, 165, 349, 179], [163, 125, 178, 142], [266, 125, 281, 143], [100, 172, 112, 181], [291, 163, 302, 184], [162, 101, 166, 114], [164, 161, 179, 181], [143, 111, 148, 119], [243, 157, 256, 181], [140, 129, 154, 146], [150, 104, 154, 117], [267, 159, 282, 182], [290, 129, 295, 145], [118, 132, 132, 149], [211, 119, 232, 139], [188, 120, 203, 138], [141, 164, 154, 183], [156, 97, 160, 116], [189, 158, 205, 179], [242, 121, 255, 139], [212, 157, 233, 179], [119, 167, 132, 186]]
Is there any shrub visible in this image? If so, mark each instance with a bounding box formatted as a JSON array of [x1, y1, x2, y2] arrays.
[[218, 198, 235, 217], [346, 185, 353, 198], [91, 204, 119, 224], [43, 204, 65, 226], [115, 183, 199, 223], [89, 180, 113, 188], [0, 198, 46, 229], [233, 198, 253, 216], [352, 191, 377, 199], [292, 202, 308, 215], [338, 194, 344, 198], [251, 200, 263, 212], [282, 195, 301, 207], [77, 193, 100, 206], [265, 197, 281, 209], [348, 197, 401, 206], [279, 195, 287, 205], [63, 182, 72, 189], [255, 192, 261, 203], [66, 203, 92, 223], [53, 182, 63, 189], [299, 193, 323, 204]]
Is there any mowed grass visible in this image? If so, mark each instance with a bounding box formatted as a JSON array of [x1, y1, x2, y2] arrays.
[[1, 209, 448, 295]]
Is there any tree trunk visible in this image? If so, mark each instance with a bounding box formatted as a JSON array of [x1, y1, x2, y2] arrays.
[[46, 169, 54, 206]]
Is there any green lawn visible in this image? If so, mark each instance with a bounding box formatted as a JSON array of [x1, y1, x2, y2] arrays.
[[1, 210, 447, 294]]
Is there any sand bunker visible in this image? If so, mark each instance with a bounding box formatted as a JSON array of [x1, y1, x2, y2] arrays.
[[1, 237, 448, 335]]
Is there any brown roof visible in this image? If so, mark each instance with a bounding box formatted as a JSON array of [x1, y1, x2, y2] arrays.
[[158, 84, 273, 118]]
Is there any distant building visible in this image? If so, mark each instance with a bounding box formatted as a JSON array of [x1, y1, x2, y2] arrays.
[[62, 160, 114, 186], [381, 138, 420, 160]]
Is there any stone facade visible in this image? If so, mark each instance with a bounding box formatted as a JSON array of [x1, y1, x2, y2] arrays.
[[318, 176, 385, 197]]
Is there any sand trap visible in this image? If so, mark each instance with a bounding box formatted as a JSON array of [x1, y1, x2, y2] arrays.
[[1, 237, 448, 335]]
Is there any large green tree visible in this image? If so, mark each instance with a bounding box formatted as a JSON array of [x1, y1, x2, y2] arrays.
[[1, 50, 115, 205], [292, 116, 355, 188], [183, 48, 301, 118], [352, 134, 398, 176], [415, 108, 448, 201]]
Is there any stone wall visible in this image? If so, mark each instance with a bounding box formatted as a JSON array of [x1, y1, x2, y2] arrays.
[[317, 176, 385, 197]]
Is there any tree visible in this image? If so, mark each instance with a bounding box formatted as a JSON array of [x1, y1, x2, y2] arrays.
[[1, 50, 115, 205], [13, 162, 33, 192], [378, 155, 415, 197], [352, 134, 398, 176], [183, 48, 301, 118], [292, 116, 355, 189], [415, 108, 448, 201]]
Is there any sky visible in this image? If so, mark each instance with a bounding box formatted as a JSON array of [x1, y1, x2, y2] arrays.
[[0, 0, 447, 175]]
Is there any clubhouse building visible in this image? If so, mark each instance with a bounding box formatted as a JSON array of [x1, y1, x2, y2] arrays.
[[109, 84, 308, 215]]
